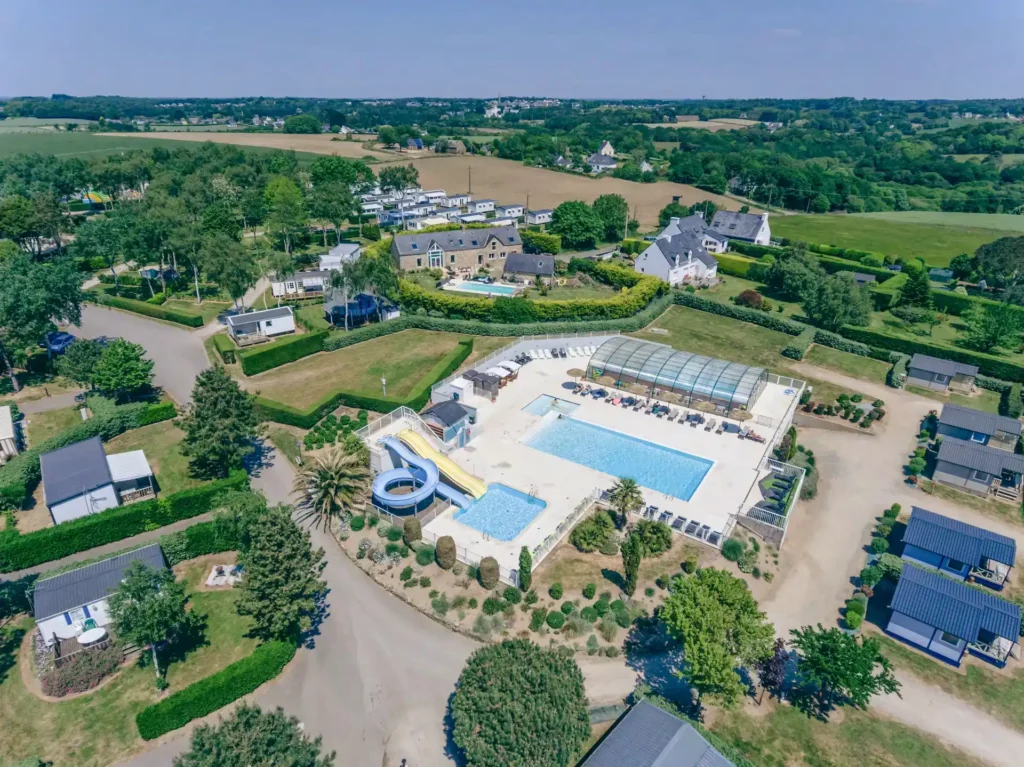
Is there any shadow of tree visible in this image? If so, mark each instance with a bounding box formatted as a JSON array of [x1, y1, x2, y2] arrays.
[[301, 587, 330, 650], [157, 609, 209, 669], [243, 438, 276, 480], [443, 689, 468, 766], [600, 568, 625, 590], [0, 577, 35, 627], [0, 624, 26, 687]]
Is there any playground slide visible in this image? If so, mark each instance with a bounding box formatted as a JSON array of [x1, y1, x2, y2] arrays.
[[397, 429, 488, 499], [372, 436, 474, 510]]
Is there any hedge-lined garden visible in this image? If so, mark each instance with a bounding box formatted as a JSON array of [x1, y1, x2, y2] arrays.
[[87, 291, 205, 328], [238, 330, 329, 376]]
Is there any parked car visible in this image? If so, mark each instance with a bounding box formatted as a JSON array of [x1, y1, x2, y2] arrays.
[[41, 331, 76, 355]]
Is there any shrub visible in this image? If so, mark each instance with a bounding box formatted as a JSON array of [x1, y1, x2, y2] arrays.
[[482, 597, 506, 615], [860, 566, 882, 588], [435, 535, 456, 569], [907, 457, 926, 476], [503, 586, 522, 604], [548, 582, 564, 600], [212, 333, 236, 364], [1002, 383, 1023, 419], [385, 542, 402, 557], [41, 643, 123, 697], [781, 327, 816, 361], [135, 641, 296, 740], [598, 614, 619, 642], [586, 635, 600, 655], [876, 553, 904, 580], [386, 527, 403, 542], [582, 583, 596, 600], [432, 593, 450, 616], [682, 556, 698, 574], [569, 509, 615, 553], [871, 536, 890, 554], [876, 521, 893, 538], [419, 576, 431, 588], [416, 546, 435, 567], [545, 611, 566, 630], [237, 331, 328, 376], [883, 505, 900, 520], [400, 566, 414, 582], [403, 517, 422, 545], [478, 556, 500, 589], [734, 289, 764, 309], [560, 601, 576, 615], [846, 598, 867, 617], [349, 516, 365, 531], [604, 646, 621, 658], [632, 520, 673, 557], [580, 606, 598, 623], [468, 597, 478, 609], [88, 292, 204, 327], [529, 607, 548, 632], [721, 539, 744, 562], [523, 589, 539, 606], [599, 539, 619, 556], [845, 610, 863, 630]]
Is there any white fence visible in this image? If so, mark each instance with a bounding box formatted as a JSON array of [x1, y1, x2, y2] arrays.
[[530, 487, 603, 567], [736, 456, 806, 549], [420, 527, 521, 587]]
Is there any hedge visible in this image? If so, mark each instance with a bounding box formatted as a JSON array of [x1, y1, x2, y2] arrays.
[[619, 238, 647, 256], [238, 330, 329, 376], [159, 517, 242, 566], [815, 254, 896, 283], [711, 253, 756, 279], [255, 339, 473, 427], [1002, 383, 1023, 419], [781, 328, 815, 360], [135, 640, 297, 740], [931, 289, 1024, 320], [727, 242, 781, 259], [868, 272, 908, 310], [976, 373, 1013, 394], [0, 471, 248, 572], [212, 333, 236, 364], [87, 292, 204, 327], [672, 291, 805, 335], [0, 402, 175, 507], [887, 353, 910, 389], [811, 329, 876, 358]]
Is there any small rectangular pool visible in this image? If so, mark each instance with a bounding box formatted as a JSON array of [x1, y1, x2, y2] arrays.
[[444, 281, 519, 297], [453, 484, 547, 541], [522, 394, 580, 417], [525, 417, 713, 501]]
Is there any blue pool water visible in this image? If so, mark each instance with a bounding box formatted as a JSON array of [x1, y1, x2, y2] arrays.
[[446, 281, 519, 296], [522, 394, 580, 417], [453, 484, 548, 541], [525, 417, 713, 501]]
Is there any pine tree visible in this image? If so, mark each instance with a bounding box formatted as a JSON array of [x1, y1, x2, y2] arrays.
[[518, 546, 532, 592], [179, 366, 261, 479], [621, 532, 643, 596], [897, 264, 933, 307]]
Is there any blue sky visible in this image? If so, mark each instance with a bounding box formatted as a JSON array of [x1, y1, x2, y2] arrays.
[[2, 0, 1022, 100]]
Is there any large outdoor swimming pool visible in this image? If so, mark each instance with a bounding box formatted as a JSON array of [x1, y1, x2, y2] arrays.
[[444, 281, 519, 297], [452, 484, 547, 541], [525, 417, 713, 501]]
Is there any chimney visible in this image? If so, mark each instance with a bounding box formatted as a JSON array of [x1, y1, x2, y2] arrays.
[[673, 253, 679, 267], [669, 217, 680, 226], [687, 250, 693, 264], [696, 210, 704, 220], [761, 212, 769, 222]]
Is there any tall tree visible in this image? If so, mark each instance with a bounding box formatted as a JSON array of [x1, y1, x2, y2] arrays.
[[660, 568, 775, 708], [108, 562, 189, 680], [359, 254, 399, 323], [307, 182, 355, 246], [308, 155, 374, 189], [551, 201, 602, 250], [789, 625, 900, 717], [72, 211, 131, 290], [658, 201, 688, 228], [377, 163, 419, 193], [173, 704, 334, 767], [592, 193, 629, 241], [91, 338, 154, 401], [949, 252, 977, 281], [518, 546, 532, 593], [55, 339, 104, 388], [757, 637, 789, 703], [292, 446, 369, 528], [263, 177, 305, 255], [179, 367, 261, 479], [960, 302, 1022, 351], [200, 233, 258, 308], [0, 253, 82, 391], [975, 236, 1024, 291], [897, 264, 933, 307], [802, 273, 872, 331], [607, 477, 644, 529], [620, 531, 643, 597], [236, 504, 327, 641]]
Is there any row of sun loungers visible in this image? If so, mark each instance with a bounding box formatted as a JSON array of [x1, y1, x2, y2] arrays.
[[637, 504, 721, 547], [526, 345, 597, 361]]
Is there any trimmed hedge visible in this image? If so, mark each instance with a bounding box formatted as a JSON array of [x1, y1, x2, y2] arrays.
[[887, 353, 910, 389], [781, 328, 815, 361], [672, 291, 805, 335], [135, 640, 296, 740], [0, 471, 248, 572], [931, 289, 1024, 320], [255, 340, 473, 427], [727, 242, 780, 259], [815, 255, 896, 283], [1002, 382, 1023, 419], [711, 253, 756, 279], [811, 329, 875, 358], [88, 292, 204, 328], [976, 374, 1013, 394], [868, 272, 908, 310], [137, 401, 177, 426], [238, 331, 329, 376], [212, 333, 236, 364], [159, 517, 241, 566]]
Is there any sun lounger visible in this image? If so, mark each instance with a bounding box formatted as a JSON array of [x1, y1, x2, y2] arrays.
[[586, 345, 595, 354], [697, 524, 710, 540], [704, 418, 716, 432], [527, 350, 537, 360], [722, 422, 740, 434], [546, 349, 556, 359], [672, 516, 686, 531], [645, 505, 658, 519], [575, 347, 586, 357], [684, 521, 699, 536], [715, 423, 724, 434], [567, 347, 577, 357], [706, 531, 722, 547], [658, 511, 671, 523], [667, 409, 677, 422], [737, 426, 750, 438]]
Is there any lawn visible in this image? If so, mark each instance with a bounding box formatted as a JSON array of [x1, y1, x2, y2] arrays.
[[25, 406, 83, 446], [295, 302, 330, 330], [854, 212, 1024, 234], [710, 700, 988, 767], [163, 298, 232, 325], [702, 276, 803, 318], [0, 559, 254, 767], [904, 384, 1002, 414], [244, 329, 477, 408], [917, 479, 1023, 528], [103, 421, 203, 496], [771, 214, 1009, 267], [530, 283, 619, 301], [803, 345, 891, 387], [866, 309, 1024, 369]]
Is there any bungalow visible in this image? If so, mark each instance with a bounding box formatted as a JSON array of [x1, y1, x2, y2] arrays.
[[467, 199, 495, 214], [319, 243, 362, 272], [936, 403, 1021, 451], [634, 220, 719, 286], [487, 214, 517, 229], [456, 212, 488, 224], [580, 699, 735, 767], [393, 200, 435, 217], [587, 153, 617, 173], [496, 203, 525, 219], [361, 201, 384, 215], [902, 507, 1016, 589], [443, 193, 471, 208], [886, 564, 1021, 667], [907, 354, 978, 394], [226, 306, 296, 343], [33, 544, 168, 649], [40, 436, 155, 525], [272, 270, 331, 298], [526, 209, 553, 225], [710, 211, 771, 246], [0, 405, 18, 462], [404, 215, 452, 231], [435, 207, 463, 222], [503, 252, 555, 282], [418, 189, 447, 204], [421, 399, 475, 447], [552, 155, 572, 169], [933, 436, 1024, 501]]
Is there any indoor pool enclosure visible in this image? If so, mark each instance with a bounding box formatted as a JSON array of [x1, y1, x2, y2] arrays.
[[584, 336, 768, 415]]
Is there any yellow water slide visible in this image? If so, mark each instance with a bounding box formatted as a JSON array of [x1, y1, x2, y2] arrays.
[[398, 428, 487, 499]]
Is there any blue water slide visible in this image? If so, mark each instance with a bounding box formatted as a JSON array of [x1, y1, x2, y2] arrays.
[[373, 436, 472, 509]]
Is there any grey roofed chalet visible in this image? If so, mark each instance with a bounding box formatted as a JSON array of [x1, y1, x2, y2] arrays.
[[651, 230, 718, 269], [905, 506, 1016, 568], [280, 270, 333, 282], [909, 354, 979, 378], [673, 214, 727, 243], [709, 210, 763, 240], [587, 153, 616, 167], [504, 252, 555, 277], [580, 700, 734, 767], [40, 435, 112, 507], [528, 208, 553, 215], [890, 563, 1021, 642], [225, 307, 294, 327], [391, 226, 520, 256], [938, 403, 1022, 437], [421, 400, 470, 427], [936, 436, 1024, 476], [32, 544, 168, 620]]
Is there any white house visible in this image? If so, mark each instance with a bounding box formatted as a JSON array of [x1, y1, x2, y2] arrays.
[[418, 190, 447, 204], [34, 544, 168, 649], [526, 209, 553, 225], [320, 243, 362, 272], [633, 218, 719, 286], [710, 211, 771, 246], [395, 200, 435, 217], [0, 405, 16, 463], [456, 212, 488, 224], [435, 206, 463, 221], [496, 204, 525, 219], [272, 270, 332, 298], [598, 140, 615, 157], [404, 215, 452, 231], [587, 154, 617, 173], [40, 436, 155, 525], [443, 193, 471, 208], [639, 160, 654, 173], [226, 306, 296, 342], [361, 201, 384, 215], [487, 214, 517, 229], [467, 199, 495, 214]]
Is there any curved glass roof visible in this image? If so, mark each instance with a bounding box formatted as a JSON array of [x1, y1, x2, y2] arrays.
[[586, 337, 768, 411]]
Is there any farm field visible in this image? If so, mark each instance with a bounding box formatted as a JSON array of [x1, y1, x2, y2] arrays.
[[771, 214, 1010, 266], [106, 131, 396, 161], [853, 211, 1024, 233], [0, 117, 92, 133], [374, 155, 756, 229]]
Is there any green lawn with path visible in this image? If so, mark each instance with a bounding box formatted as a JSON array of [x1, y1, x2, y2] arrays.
[[103, 421, 203, 496], [26, 406, 84, 446]]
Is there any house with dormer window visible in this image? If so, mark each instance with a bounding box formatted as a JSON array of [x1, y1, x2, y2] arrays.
[[391, 226, 523, 277]]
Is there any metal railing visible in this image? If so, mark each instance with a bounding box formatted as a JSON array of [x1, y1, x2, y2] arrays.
[[970, 639, 1012, 663], [530, 487, 602, 568], [735, 457, 806, 549], [366, 500, 450, 530], [420, 527, 520, 587], [355, 406, 450, 453]]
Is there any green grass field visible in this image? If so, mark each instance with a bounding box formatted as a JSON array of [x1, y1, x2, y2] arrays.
[[103, 421, 205, 495], [771, 214, 1010, 267]]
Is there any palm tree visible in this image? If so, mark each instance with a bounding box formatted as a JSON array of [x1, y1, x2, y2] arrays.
[[607, 477, 644, 530], [292, 446, 370, 527]]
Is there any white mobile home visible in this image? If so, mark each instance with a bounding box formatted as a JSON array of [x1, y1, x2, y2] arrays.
[[226, 306, 296, 342]]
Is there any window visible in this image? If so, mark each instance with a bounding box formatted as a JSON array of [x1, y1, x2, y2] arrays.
[[973, 470, 991, 482], [416, 258, 422, 267], [970, 432, 987, 444], [488, 253, 495, 260], [946, 558, 966, 571], [938, 631, 961, 646], [478, 255, 483, 264], [450, 254, 456, 263], [509, 236, 517, 242], [500, 252, 506, 258], [265, 320, 273, 327], [411, 243, 419, 250]]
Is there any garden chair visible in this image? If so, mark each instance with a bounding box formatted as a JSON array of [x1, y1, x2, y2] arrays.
[[704, 418, 716, 432], [697, 524, 710, 540], [672, 516, 686, 531], [684, 520, 699, 536], [658, 510, 671, 523], [706, 531, 722, 547]]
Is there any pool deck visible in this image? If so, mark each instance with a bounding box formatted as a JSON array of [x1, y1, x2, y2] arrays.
[[422, 356, 800, 574]]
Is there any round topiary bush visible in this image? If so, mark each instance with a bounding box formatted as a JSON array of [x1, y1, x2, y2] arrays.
[[582, 583, 596, 600], [560, 601, 576, 615], [546, 611, 566, 630], [435, 535, 456, 570], [386, 527, 403, 542], [478, 556, 500, 590], [549, 582, 564, 600], [504, 586, 522, 604], [349, 516, 365, 531], [860, 566, 882, 588], [403, 517, 422, 546], [593, 599, 610, 618], [482, 597, 506, 616], [682, 556, 698, 574], [580, 606, 598, 623], [416, 546, 435, 567], [871, 536, 890, 554], [722, 539, 744, 562], [845, 610, 863, 630]]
